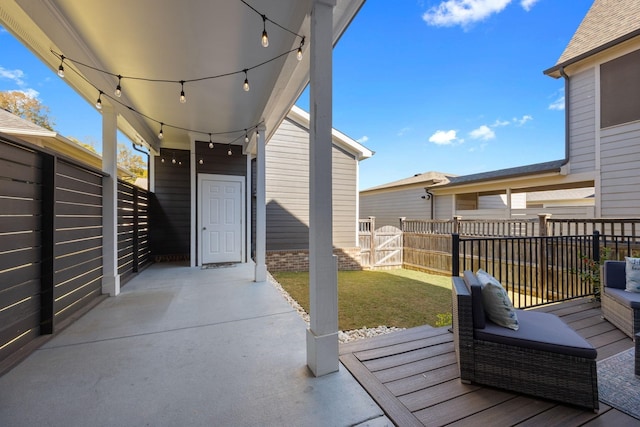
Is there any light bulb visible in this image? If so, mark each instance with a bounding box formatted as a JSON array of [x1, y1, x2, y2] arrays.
[[161, 158, 165, 163], [95, 92, 102, 110], [158, 123, 164, 140], [199, 159, 204, 165], [297, 47, 303, 61], [172, 157, 176, 164], [115, 75, 122, 97], [243, 71, 250, 92], [209, 142, 214, 149], [57, 56, 65, 78], [179, 81, 186, 103], [244, 132, 249, 144], [227, 146, 232, 156], [261, 30, 269, 48]]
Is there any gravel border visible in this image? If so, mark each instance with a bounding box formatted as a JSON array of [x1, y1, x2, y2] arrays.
[[267, 273, 405, 343]]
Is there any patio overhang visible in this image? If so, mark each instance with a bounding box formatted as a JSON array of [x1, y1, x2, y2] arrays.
[[0, 0, 364, 154]]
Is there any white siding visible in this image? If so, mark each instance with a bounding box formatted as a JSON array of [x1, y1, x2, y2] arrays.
[[435, 194, 454, 220], [568, 68, 597, 173], [265, 118, 358, 250], [600, 121, 640, 217], [360, 187, 431, 227]]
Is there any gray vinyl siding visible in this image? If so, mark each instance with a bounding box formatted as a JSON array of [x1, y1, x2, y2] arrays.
[[599, 121, 640, 217], [568, 68, 596, 173], [360, 187, 431, 227], [265, 118, 358, 250], [434, 194, 454, 220]]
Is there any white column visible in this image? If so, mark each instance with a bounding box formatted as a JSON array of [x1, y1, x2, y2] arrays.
[[254, 125, 267, 282], [101, 104, 120, 296], [306, 0, 339, 377], [190, 136, 197, 267], [245, 152, 252, 264]]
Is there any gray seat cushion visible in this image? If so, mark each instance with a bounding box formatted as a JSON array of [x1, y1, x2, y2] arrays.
[[604, 286, 640, 309], [474, 310, 597, 359]]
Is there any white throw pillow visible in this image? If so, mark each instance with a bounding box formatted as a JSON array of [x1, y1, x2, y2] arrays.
[[476, 269, 519, 330], [625, 257, 640, 293]]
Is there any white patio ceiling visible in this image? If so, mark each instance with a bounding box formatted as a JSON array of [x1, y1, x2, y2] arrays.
[[0, 0, 363, 153]]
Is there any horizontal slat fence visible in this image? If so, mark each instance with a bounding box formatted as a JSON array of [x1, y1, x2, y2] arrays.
[[0, 133, 151, 372]]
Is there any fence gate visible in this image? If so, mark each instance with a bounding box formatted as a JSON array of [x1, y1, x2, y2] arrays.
[[359, 225, 403, 269]]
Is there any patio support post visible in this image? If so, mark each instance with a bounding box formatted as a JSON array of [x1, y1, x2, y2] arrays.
[[101, 104, 120, 296], [306, 0, 339, 377], [190, 135, 197, 267], [254, 124, 267, 282]]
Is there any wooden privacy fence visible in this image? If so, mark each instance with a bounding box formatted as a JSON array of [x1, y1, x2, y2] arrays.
[[0, 133, 150, 372]]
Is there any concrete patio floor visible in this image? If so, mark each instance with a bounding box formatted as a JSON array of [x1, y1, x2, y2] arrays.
[[0, 262, 390, 427]]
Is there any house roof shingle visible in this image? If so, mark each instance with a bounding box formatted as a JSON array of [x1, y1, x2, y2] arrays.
[[0, 107, 56, 135], [545, 0, 640, 77]]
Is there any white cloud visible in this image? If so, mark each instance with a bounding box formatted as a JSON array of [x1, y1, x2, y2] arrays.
[[513, 114, 533, 126], [469, 125, 495, 140], [13, 88, 40, 99], [492, 119, 510, 127], [422, 0, 511, 27], [0, 66, 26, 86], [520, 0, 539, 11], [422, 0, 540, 28], [429, 129, 458, 145], [397, 127, 411, 136], [549, 95, 565, 111], [356, 135, 369, 143]]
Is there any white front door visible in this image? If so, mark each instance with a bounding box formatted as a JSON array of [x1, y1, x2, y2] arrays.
[[199, 175, 244, 264]]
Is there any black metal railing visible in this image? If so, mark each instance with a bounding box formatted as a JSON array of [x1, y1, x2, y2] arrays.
[[452, 233, 596, 308]]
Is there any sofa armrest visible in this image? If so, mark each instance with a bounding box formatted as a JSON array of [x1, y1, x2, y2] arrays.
[[452, 276, 475, 382], [603, 260, 626, 290]]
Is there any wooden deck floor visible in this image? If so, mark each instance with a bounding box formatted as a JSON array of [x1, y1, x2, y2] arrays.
[[339, 298, 638, 427]]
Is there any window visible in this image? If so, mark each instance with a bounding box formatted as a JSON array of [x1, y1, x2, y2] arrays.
[[600, 48, 640, 128]]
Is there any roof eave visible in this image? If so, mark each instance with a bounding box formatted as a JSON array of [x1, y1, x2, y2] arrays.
[[544, 29, 640, 78]]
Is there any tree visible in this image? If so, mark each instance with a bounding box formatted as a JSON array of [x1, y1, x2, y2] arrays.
[[0, 90, 55, 130], [118, 143, 147, 178]]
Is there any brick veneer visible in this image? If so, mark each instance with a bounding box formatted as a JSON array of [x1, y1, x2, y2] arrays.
[[266, 247, 363, 272]]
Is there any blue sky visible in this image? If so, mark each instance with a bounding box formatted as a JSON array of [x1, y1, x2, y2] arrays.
[[1, 0, 593, 189]]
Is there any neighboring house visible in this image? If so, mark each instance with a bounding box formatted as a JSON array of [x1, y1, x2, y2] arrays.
[[359, 171, 450, 227], [543, 0, 640, 218], [263, 105, 373, 271], [0, 108, 136, 181], [363, 0, 640, 225], [360, 161, 595, 226]]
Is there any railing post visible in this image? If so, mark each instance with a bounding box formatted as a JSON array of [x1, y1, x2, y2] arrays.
[[399, 217, 405, 231], [453, 216, 461, 235], [593, 230, 600, 263], [452, 233, 460, 276], [537, 214, 551, 301], [538, 213, 551, 237]]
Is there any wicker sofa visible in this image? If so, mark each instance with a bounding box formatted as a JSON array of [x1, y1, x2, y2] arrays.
[[452, 271, 599, 411], [602, 260, 640, 339]]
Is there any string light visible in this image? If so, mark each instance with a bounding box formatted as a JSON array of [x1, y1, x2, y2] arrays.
[[199, 158, 204, 165], [172, 153, 176, 164], [158, 122, 164, 140], [161, 157, 165, 163], [243, 70, 250, 92], [261, 15, 269, 47], [179, 80, 186, 104], [297, 37, 305, 61], [227, 144, 233, 156], [57, 55, 65, 78], [115, 75, 122, 97], [244, 130, 249, 143], [95, 91, 103, 110], [209, 133, 214, 149]]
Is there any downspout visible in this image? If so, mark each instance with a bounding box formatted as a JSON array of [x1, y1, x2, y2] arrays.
[[559, 67, 570, 166]]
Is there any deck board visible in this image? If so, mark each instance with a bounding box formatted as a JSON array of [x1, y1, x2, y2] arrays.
[[339, 298, 636, 426]]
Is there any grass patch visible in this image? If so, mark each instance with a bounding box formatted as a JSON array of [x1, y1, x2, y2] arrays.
[[271, 269, 452, 330]]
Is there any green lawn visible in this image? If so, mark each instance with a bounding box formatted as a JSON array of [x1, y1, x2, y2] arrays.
[[271, 269, 452, 331]]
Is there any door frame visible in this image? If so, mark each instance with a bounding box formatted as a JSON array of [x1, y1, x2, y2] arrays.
[[197, 173, 246, 267]]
